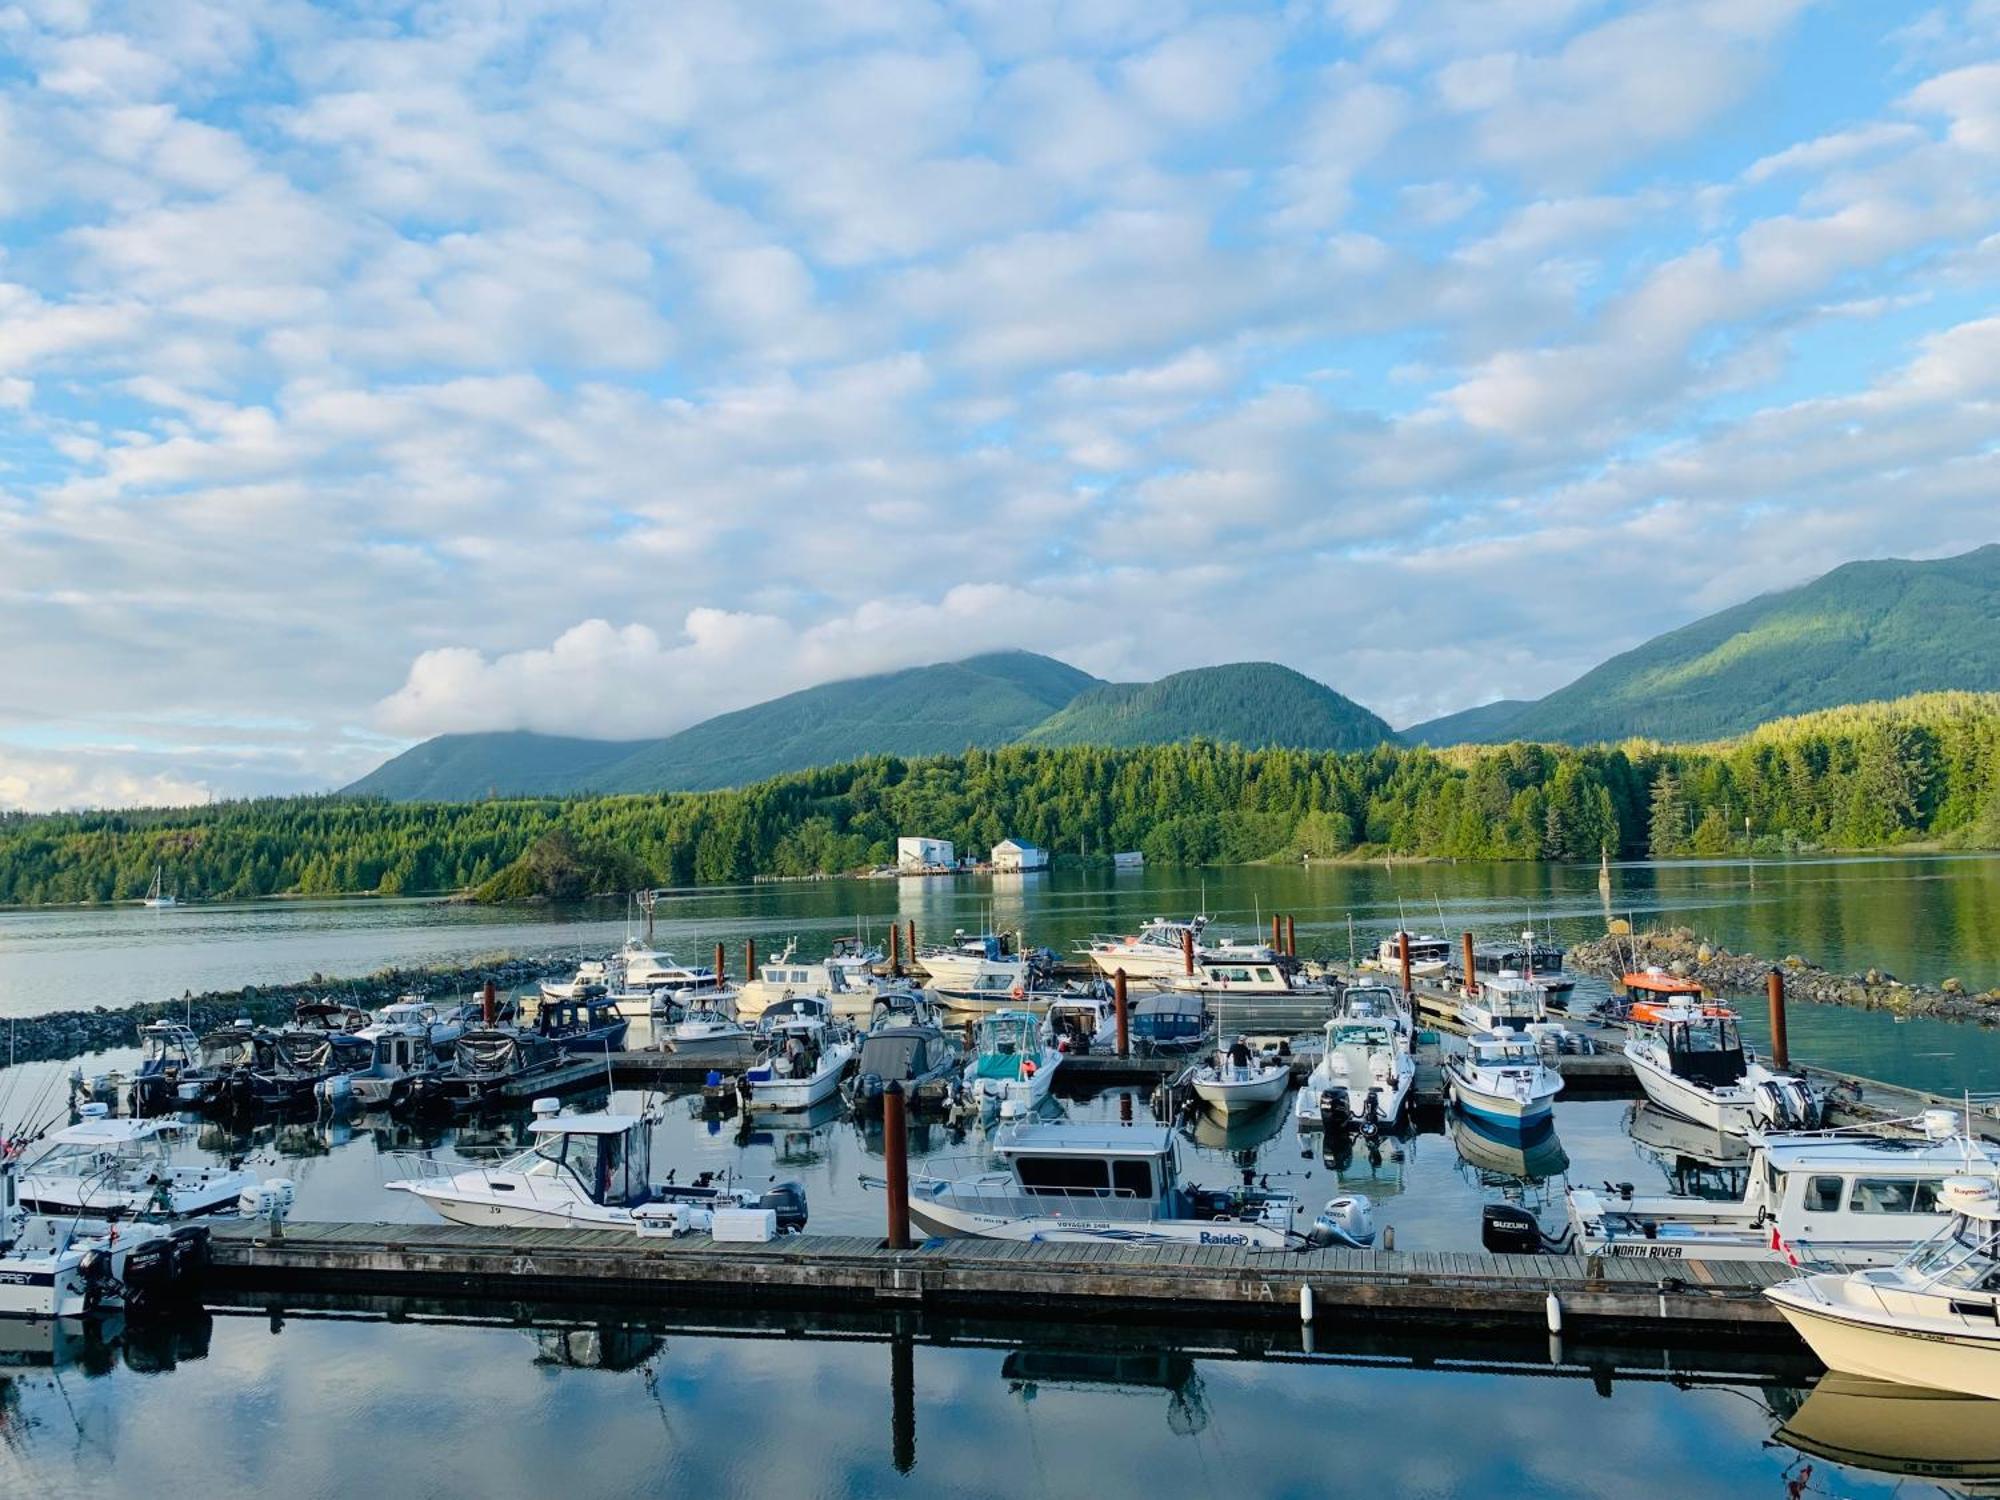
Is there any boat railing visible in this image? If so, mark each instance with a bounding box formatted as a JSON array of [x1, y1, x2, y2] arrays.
[[930, 1183, 1160, 1222]]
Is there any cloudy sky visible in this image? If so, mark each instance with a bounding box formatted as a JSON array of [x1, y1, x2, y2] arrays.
[[2, 0, 1997, 809]]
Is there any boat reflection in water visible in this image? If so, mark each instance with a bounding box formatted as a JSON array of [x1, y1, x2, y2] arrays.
[[529, 1323, 663, 1372], [1003, 1346, 1208, 1436], [1771, 1372, 2000, 1496], [1625, 1101, 1751, 1201], [1449, 1107, 1570, 1183]]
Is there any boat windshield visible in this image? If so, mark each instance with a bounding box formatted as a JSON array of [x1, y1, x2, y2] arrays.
[[1902, 1220, 2000, 1290], [978, 1016, 1037, 1053], [519, 1129, 634, 1205]]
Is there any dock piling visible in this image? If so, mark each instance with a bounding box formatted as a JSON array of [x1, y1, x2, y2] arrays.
[[907, 920, 916, 966], [714, 942, 726, 989], [1286, 915, 1296, 958], [1399, 931, 1412, 998], [1271, 915, 1282, 955], [889, 923, 902, 978], [1767, 968, 1790, 1071], [1114, 968, 1129, 1058], [1462, 932, 1477, 997], [481, 979, 496, 1026], [745, 938, 755, 982], [1182, 928, 1195, 977], [883, 1081, 911, 1251]]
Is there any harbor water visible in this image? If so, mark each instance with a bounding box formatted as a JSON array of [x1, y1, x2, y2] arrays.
[[2, 854, 1997, 1496]]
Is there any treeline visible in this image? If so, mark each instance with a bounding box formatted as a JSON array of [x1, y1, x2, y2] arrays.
[[0, 693, 1993, 905]]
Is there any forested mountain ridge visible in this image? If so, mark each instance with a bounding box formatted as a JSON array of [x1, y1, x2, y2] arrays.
[[8, 692, 1994, 904], [1021, 663, 1392, 751]]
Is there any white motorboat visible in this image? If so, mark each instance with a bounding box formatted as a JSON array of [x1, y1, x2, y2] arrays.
[[739, 998, 858, 1111], [16, 1108, 255, 1218], [374, 996, 465, 1055], [1567, 1111, 2000, 1265], [1045, 987, 1122, 1056], [887, 1122, 1372, 1249], [1624, 1002, 1821, 1137], [1464, 931, 1575, 1006], [347, 1022, 446, 1108], [1767, 1175, 2000, 1399], [1442, 1031, 1563, 1133], [1459, 972, 1568, 1048], [1366, 931, 1449, 978], [1155, 959, 1337, 999], [1188, 1041, 1291, 1119], [663, 1004, 759, 1064], [734, 939, 883, 1024], [1080, 917, 1276, 981], [0, 1153, 207, 1319], [540, 959, 611, 1001], [917, 931, 1024, 993], [963, 1009, 1063, 1114], [388, 1105, 807, 1233], [1296, 988, 1415, 1134], [611, 943, 722, 1015]]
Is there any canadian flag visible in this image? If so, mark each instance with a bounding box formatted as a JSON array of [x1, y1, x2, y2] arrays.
[[1770, 1225, 1801, 1267]]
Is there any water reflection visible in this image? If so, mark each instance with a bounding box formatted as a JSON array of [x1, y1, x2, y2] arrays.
[[1449, 1109, 1571, 1184], [1769, 1373, 2000, 1496], [1624, 1101, 1751, 1201]]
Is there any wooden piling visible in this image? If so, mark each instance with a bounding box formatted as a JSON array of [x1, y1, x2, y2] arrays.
[[1271, 915, 1282, 954], [1767, 968, 1790, 1072], [889, 923, 902, 978], [1398, 931, 1412, 997], [883, 1081, 911, 1251], [481, 979, 496, 1026], [1286, 915, 1296, 958], [1463, 932, 1477, 997], [907, 920, 916, 965], [1182, 928, 1195, 977], [714, 942, 727, 988], [1114, 969, 1129, 1058], [745, 938, 756, 982]]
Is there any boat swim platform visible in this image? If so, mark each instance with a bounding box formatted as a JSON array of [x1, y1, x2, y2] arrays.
[[204, 1220, 1793, 1339]]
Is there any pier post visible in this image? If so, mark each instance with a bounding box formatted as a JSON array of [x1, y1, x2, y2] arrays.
[[1463, 932, 1477, 997], [714, 942, 727, 989], [481, 979, 496, 1027], [889, 923, 902, 978], [1182, 928, 1195, 977], [744, 938, 755, 983], [1767, 968, 1790, 1071], [907, 920, 916, 966], [1114, 969, 1129, 1058], [1286, 915, 1296, 958], [1272, 915, 1282, 954], [883, 1081, 911, 1250], [1398, 931, 1412, 998]]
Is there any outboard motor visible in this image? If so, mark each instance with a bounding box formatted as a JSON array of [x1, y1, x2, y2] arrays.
[[169, 1224, 211, 1288], [1752, 1075, 1823, 1132], [1481, 1202, 1544, 1255], [855, 1073, 886, 1112], [1318, 1089, 1349, 1136], [756, 1180, 809, 1234], [1307, 1194, 1376, 1249], [121, 1235, 176, 1310]]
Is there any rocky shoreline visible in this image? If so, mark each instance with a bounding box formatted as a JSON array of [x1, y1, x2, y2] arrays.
[[1571, 927, 2000, 1026], [0, 951, 584, 1071]]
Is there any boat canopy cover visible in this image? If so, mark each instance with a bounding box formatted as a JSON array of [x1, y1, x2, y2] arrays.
[[528, 1113, 641, 1136], [858, 1032, 938, 1078], [455, 1029, 549, 1076]]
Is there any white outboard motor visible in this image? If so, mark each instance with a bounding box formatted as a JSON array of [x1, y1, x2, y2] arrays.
[[238, 1177, 297, 1222], [1751, 1073, 1823, 1131], [1309, 1194, 1376, 1249]]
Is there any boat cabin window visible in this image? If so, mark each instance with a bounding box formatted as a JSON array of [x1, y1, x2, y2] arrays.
[[1804, 1175, 1844, 1214], [1848, 1178, 1943, 1215], [1211, 967, 1255, 983], [1014, 1156, 1111, 1196], [1110, 1160, 1156, 1200], [1255, 968, 1276, 984]]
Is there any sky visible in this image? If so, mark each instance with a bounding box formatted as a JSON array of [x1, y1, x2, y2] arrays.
[[1, 0, 1998, 810]]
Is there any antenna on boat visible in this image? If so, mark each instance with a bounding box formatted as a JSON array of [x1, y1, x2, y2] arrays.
[[1346, 914, 1356, 968]]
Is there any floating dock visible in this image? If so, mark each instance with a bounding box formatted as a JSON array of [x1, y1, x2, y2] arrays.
[[206, 1220, 1791, 1336]]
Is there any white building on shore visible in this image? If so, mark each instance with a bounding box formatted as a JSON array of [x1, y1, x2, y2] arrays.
[[991, 838, 1049, 873], [897, 836, 955, 872]]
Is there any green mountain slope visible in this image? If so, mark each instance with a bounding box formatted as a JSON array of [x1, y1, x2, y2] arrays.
[[343, 731, 648, 801], [589, 650, 1100, 793], [1399, 699, 1533, 746], [1496, 545, 2000, 743], [346, 652, 1101, 801], [1019, 663, 1393, 750]]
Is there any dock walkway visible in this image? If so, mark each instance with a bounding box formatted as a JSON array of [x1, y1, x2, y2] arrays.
[[208, 1220, 1789, 1335]]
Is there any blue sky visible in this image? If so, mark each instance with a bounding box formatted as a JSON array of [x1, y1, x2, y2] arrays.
[[1, 0, 1998, 808]]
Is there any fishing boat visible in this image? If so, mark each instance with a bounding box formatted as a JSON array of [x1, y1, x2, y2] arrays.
[[540, 959, 611, 1001], [927, 967, 1055, 1020], [532, 995, 629, 1055], [1766, 1175, 2000, 1399], [1080, 917, 1275, 981], [388, 1104, 806, 1233], [1187, 1039, 1292, 1119], [1154, 960, 1337, 999], [0, 1151, 209, 1319], [1618, 967, 1707, 1022], [1129, 992, 1209, 1053], [739, 997, 858, 1111], [397, 1027, 587, 1113], [1045, 986, 1122, 1055], [1295, 986, 1415, 1134], [846, 1023, 960, 1116], [1442, 1031, 1563, 1133], [174, 1020, 278, 1109], [15, 1108, 254, 1218], [372, 996, 466, 1056], [1623, 1001, 1821, 1135], [130, 1022, 201, 1115], [885, 1122, 1373, 1249], [140, 866, 178, 909], [734, 939, 884, 1024], [347, 1021, 447, 1109], [1366, 931, 1449, 979], [1464, 930, 1574, 1006], [1566, 1111, 2000, 1265], [916, 930, 1025, 992], [661, 1005, 759, 1065], [962, 1009, 1063, 1114]]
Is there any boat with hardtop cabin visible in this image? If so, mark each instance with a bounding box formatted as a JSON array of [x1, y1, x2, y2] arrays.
[[1443, 1030, 1563, 1133], [15, 1106, 254, 1218], [963, 1009, 1064, 1114], [1296, 984, 1415, 1134], [1623, 1000, 1821, 1135]]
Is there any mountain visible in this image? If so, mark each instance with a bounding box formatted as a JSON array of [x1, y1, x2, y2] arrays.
[[343, 731, 649, 802], [590, 650, 1100, 793], [347, 651, 1101, 801], [1399, 699, 1533, 746], [1423, 545, 2000, 745], [1019, 663, 1394, 751]]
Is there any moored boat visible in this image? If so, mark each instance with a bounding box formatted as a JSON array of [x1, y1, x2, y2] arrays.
[[739, 997, 857, 1111], [1295, 986, 1415, 1135], [1623, 1001, 1821, 1136], [1187, 1038, 1291, 1119], [16, 1108, 254, 1218], [1442, 1031, 1563, 1133], [962, 1009, 1063, 1114]]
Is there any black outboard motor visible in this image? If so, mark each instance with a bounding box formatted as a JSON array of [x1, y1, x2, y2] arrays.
[[169, 1224, 211, 1289], [756, 1180, 809, 1234], [1481, 1202, 1545, 1255], [1319, 1089, 1349, 1136], [1359, 1089, 1382, 1139], [121, 1236, 176, 1310]]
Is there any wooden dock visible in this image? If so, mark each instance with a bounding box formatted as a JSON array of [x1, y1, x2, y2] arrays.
[[206, 1220, 1791, 1336]]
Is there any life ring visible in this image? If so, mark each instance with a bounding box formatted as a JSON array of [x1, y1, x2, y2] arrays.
[[1010, 983, 1025, 1000]]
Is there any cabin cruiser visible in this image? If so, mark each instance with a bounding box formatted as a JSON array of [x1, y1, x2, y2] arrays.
[[1566, 1111, 2000, 1265], [1624, 1002, 1821, 1136], [238, 1026, 375, 1112], [661, 1004, 759, 1065], [846, 1024, 961, 1116], [887, 1122, 1372, 1249], [1155, 960, 1336, 999], [16, 1107, 254, 1218], [131, 1022, 201, 1115], [740, 998, 857, 1111], [1618, 966, 1707, 1022], [1188, 1039, 1292, 1119], [373, 997, 465, 1056], [917, 931, 1035, 995], [291, 999, 372, 1034], [388, 1104, 806, 1234], [734, 940, 885, 1024], [1443, 1031, 1563, 1133], [0, 1152, 209, 1319], [1080, 917, 1276, 981], [397, 1027, 576, 1113], [1767, 1175, 2000, 1399], [614, 941, 721, 1005], [1367, 932, 1450, 979], [174, 1020, 278, 1109], [532, 995, 629, 1055], [347, 1022, 447, 1109], [1464, 931, 1574, 1006], [963, 1010, 1064, 1114], [1296, 987, 1415, 1134], [1460, 972, 1568, 1047]]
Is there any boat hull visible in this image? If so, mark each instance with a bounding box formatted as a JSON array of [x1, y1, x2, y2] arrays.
[[1625, 1047, 1750, 1135], [1189, 1067, 1290, 1117], [1770, 1284, 2000, 1400], [1443, 1067, 1557, 1132]]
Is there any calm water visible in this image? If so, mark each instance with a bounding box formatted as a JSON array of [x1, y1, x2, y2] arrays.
[[3, 855, 1997, 1496]]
